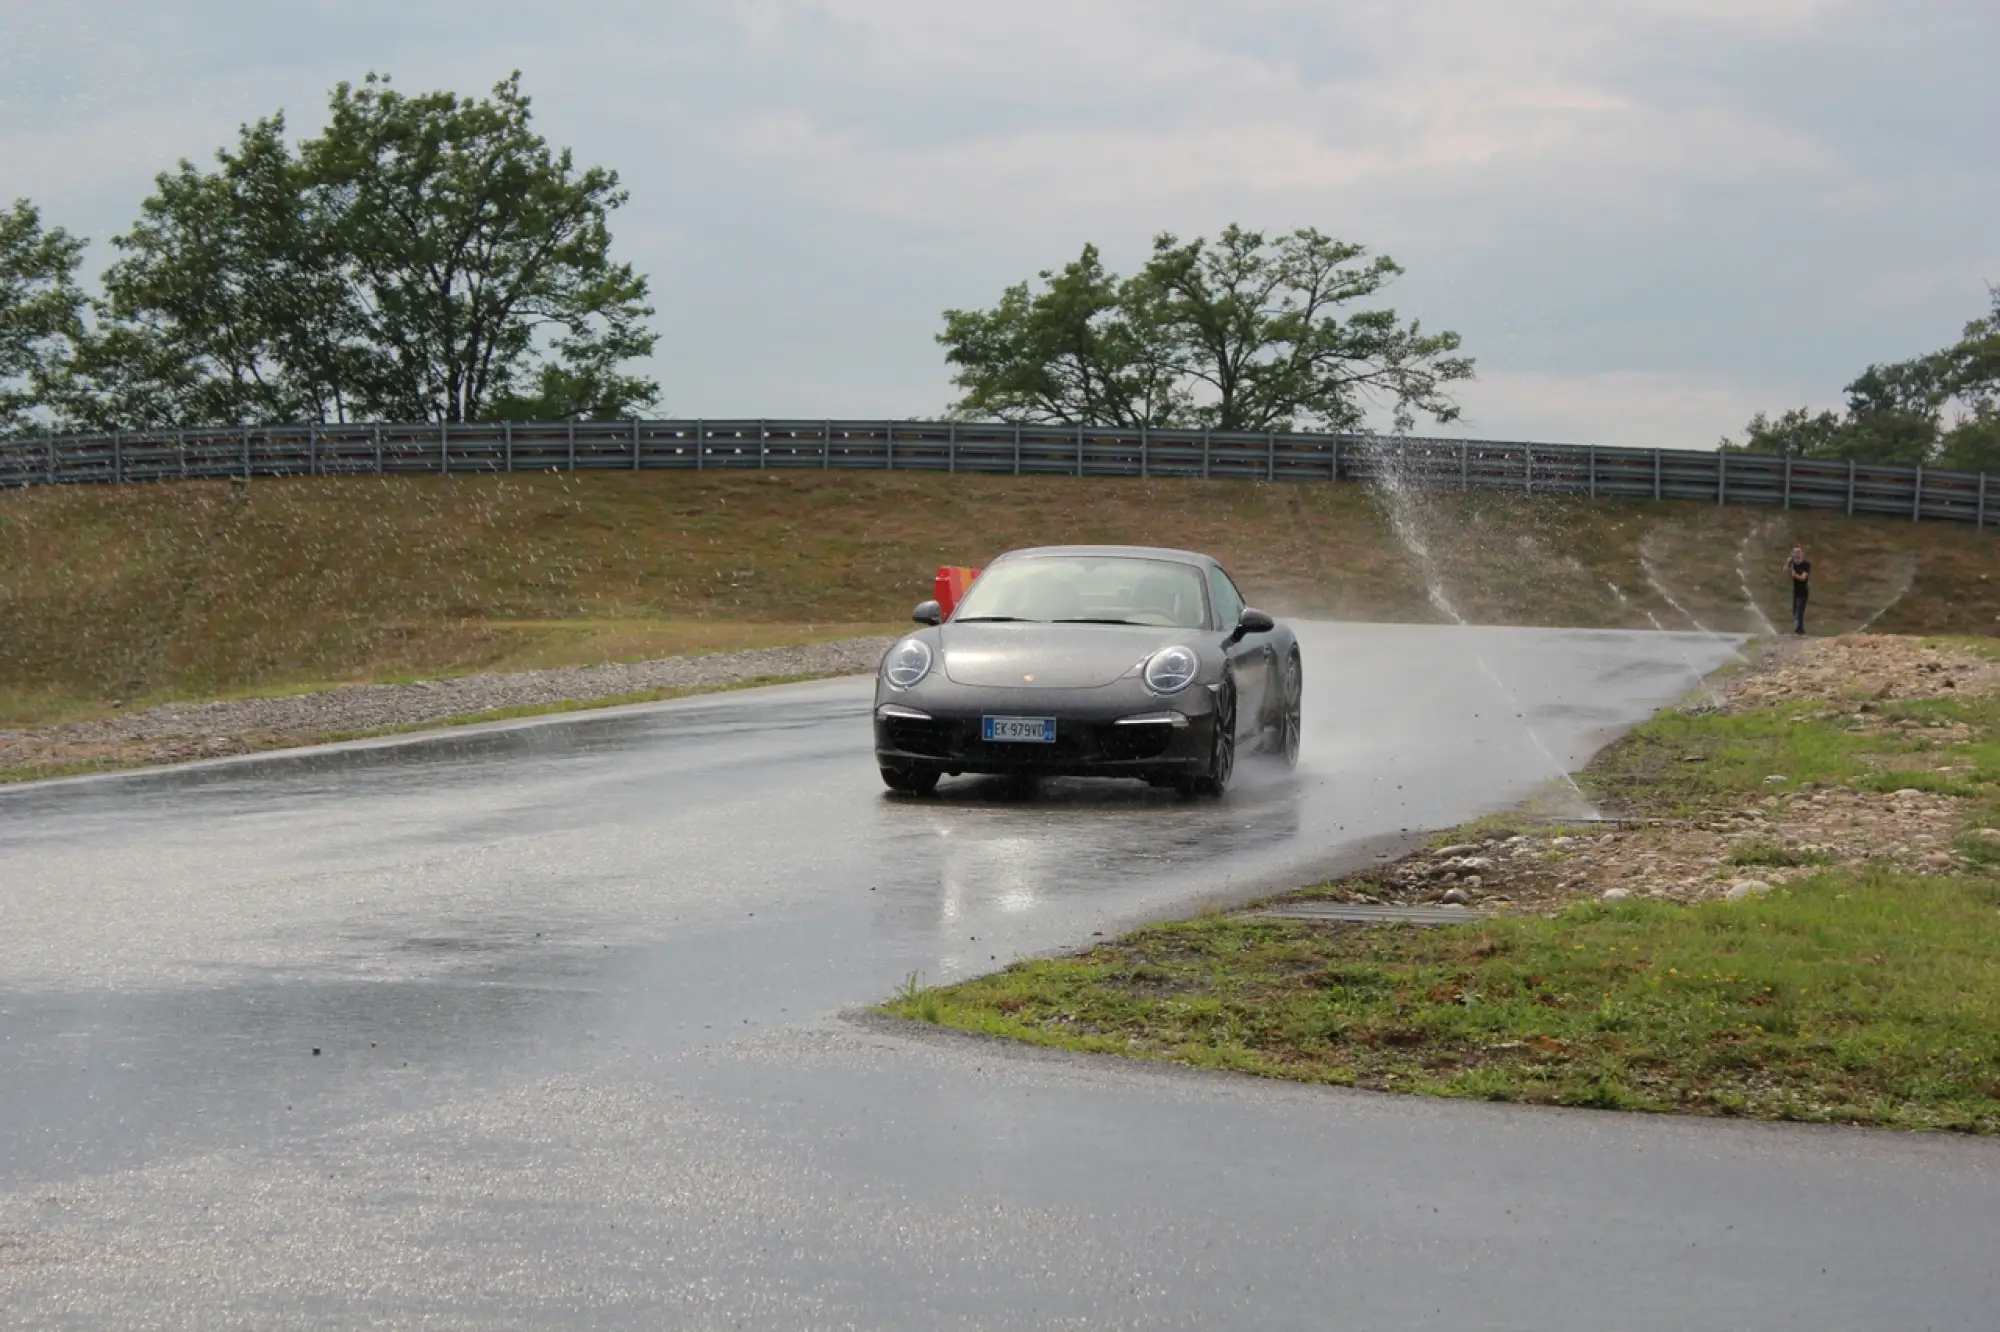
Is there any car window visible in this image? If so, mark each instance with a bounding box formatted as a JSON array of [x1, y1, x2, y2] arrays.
[[1207, 565, 1246, 628], [951, 557, 1208, 628]]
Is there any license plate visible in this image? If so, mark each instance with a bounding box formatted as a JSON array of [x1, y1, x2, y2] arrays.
[[983, 716, 1056, 744]]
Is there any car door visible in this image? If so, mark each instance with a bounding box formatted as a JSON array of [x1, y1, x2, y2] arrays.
[[1207, 563, 1269, 735]]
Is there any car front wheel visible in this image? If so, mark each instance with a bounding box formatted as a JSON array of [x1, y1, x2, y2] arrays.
[[880, 764, 940, 795], [1275, 651, 1301, 769], [1177, 677, 1236, 798]]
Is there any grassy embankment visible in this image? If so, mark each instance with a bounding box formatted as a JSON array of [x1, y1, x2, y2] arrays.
[[884, 640, 2000, 1133], [3, 467, 1997, 725]]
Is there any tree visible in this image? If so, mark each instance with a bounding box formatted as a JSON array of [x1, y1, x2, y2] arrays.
[[937, 244, 1184, 428], [0, 200, 87, 433], [64, 117, 360, 429], [1719, 407, 1845, 458], [1726, 289, 2000, 470], [939, 226, 1471, 432], [70, 72, 658, 428], [305, 72, 656, 422]]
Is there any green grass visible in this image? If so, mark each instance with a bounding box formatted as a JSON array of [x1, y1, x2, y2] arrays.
[[1727, 839, 1830, 869], [884, 874, 2000, 1131], [4, 468, 1996, 723], [1581, 692, 2000, 818]]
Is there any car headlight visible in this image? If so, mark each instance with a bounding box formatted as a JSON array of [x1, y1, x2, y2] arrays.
[[883, 637, 934, 690], [1142, 646, 1199, 695]]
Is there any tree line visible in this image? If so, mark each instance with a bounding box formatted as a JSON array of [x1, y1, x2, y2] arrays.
[[1722, 292, 2000, 471], [1, 73, 659, 435]]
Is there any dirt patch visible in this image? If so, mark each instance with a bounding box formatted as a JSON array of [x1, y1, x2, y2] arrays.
[[1720, 634, 2000, 708], [1308, 633, 1997, 913], [1343, 786, 1973, 912]]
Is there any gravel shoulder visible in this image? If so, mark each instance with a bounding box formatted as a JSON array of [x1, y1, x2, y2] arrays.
[[1327, 634, 2000, 913], [0, 636, 894, 781]]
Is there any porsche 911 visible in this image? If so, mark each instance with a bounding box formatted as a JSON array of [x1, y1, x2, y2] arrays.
[[872, 545, 1302, 796]]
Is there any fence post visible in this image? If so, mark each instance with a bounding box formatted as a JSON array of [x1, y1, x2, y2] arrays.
[[1139, 425, 1147, 479], [948, 421, 957, 474], [1076, 421, 1084, 478], [113, 429, 123, 484], [887, 421, 895, 472], [1782, 454, 1792, 509], [696, 419, 704, 471], [1978, 472, 1987, 530], [1266, 432, 1275, 482], [759, 418, 768, 470], [1588, 445, 1596, 499], [1911, 465, 1922, 522], [1846, 460, 1855, 516], [46, 430, 56, 485], [503, 420, 513, 473], [1013, 424, 1021, 476], [1202, 432, 1212, 480], [1653, 449, 1662, 500], [822, 420, 830, 471], [1460, 440, 1468, 490], [179, 433, 188, 480], [632, 419, 641, 471], [308, 422, 318, 477], [1524, 443, 1533, 495], [1717, 449, 1725, 507], [441, 420, 450, 477], [1332, 434, 1342, 482], [373, 422, 383, 475]]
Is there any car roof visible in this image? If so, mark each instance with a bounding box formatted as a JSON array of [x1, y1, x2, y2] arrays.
[[990, 544, 1216, 568]]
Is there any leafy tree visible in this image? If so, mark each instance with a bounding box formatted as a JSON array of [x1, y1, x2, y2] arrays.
[[70, 72, 657, 428], [940, 225, 1471, 432], [1720, 407, 1846, 458], [937, 244, 1184, 428], [1940, 410, 2000, 471], [1726, 289, 2000, 471], [304, 73, 656, 422], [0, 200, 87, 433], [1936, 288, 2000, 470], [64, 117, 359, 429]]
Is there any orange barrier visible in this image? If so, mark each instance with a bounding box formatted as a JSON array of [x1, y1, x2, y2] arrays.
[[934, 565, 981, 618]]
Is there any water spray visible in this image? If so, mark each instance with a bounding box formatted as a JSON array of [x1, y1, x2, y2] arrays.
[[1366, 437, 1597, 818]]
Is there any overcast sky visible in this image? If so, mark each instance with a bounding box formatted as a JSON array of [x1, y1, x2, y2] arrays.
[[4, 0, 1995, 447]]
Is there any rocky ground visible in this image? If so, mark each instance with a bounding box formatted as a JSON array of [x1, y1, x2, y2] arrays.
[[1312, 634, 1998, 914], [0, 637, 894, 777]]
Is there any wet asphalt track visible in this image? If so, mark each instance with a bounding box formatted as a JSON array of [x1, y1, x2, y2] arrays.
[[3, 622, 1997, 1330]]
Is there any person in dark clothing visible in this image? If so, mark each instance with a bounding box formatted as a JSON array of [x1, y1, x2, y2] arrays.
[[1785, 546, 1811, 635]]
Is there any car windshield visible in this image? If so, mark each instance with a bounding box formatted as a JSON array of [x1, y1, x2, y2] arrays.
[[951, 556, 1208, 628]]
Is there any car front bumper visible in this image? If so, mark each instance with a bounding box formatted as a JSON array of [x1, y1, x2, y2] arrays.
[[872, 681, 1217, 777]]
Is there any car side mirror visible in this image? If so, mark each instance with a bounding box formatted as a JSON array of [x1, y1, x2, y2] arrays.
[[1223, 606, 1274, 646], [912, 600, 943, 626]]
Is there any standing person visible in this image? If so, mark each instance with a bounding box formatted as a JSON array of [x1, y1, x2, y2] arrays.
[[1785, 545, 1811, 635]]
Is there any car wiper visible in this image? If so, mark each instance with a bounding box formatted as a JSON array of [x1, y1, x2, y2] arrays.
[[1053, 617, 1148, 625], [954, 615, 1034, 622]]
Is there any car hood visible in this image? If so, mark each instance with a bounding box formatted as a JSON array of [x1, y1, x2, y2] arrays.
[[939, 622, 1194, 689]]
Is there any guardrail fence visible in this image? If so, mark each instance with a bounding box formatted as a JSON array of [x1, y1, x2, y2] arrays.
[[1, 419, 1990, 529]]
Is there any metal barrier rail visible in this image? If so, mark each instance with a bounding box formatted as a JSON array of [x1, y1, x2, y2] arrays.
[[1, 419, 1991, 528]]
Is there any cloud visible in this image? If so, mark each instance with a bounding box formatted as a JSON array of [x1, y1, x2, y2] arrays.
[[1443, 368, 1806, 451], [2, 0, 1994, 446]]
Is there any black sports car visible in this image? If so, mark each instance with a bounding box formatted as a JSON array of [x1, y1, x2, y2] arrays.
[[872, 545, 1302, 796]]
